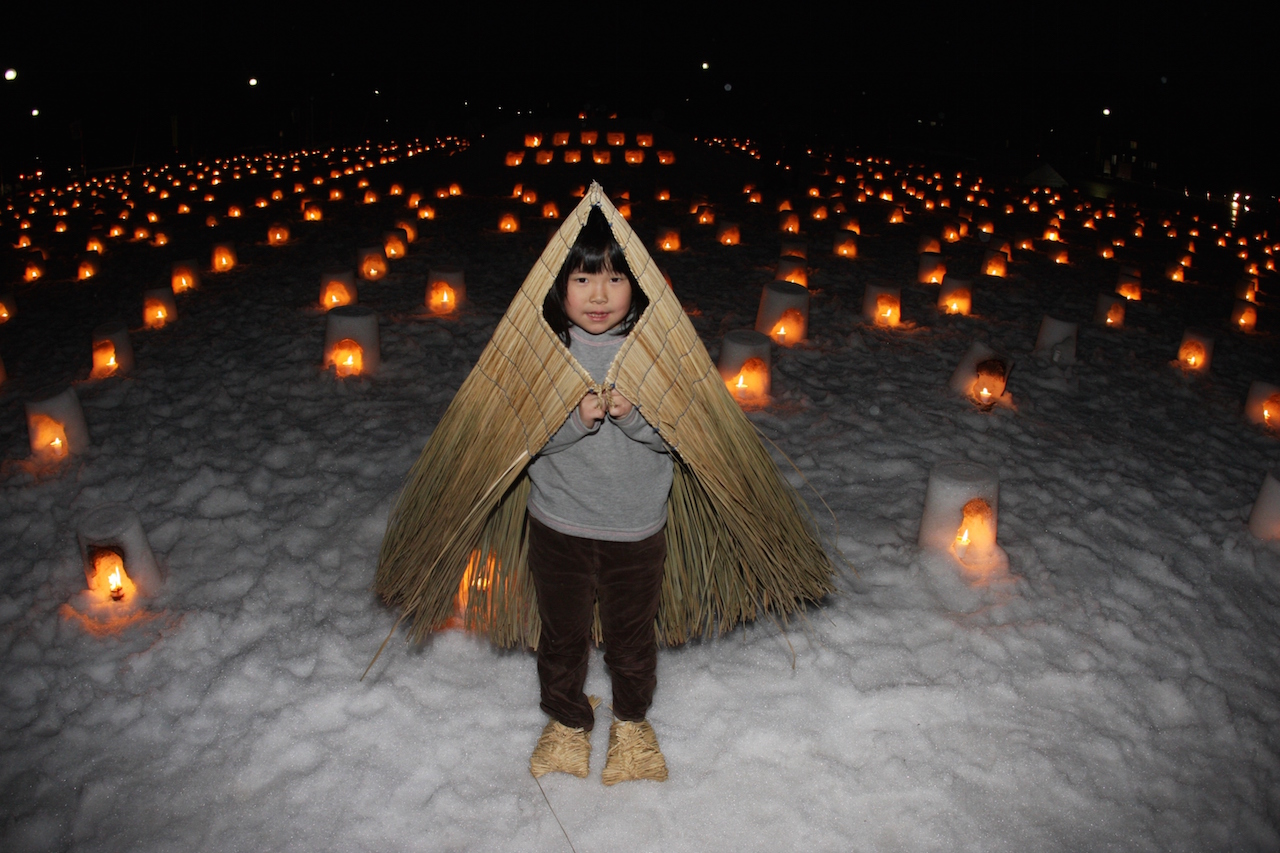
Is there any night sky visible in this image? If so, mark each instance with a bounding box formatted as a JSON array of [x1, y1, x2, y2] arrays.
[[2, 7, 1277, 202]]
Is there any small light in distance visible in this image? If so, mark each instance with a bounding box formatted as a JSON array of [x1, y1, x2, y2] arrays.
[[4, 68, 16, 81], [249, 78, 258, 86], [1102, 108, 1110, 116]]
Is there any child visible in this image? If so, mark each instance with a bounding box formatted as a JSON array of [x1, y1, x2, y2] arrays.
[[526, 205, 673, 785]]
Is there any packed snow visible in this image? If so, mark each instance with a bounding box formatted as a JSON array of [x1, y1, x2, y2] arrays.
[[2, 133, 1279, 852]]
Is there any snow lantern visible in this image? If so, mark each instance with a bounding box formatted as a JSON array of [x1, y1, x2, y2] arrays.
[[917, 235, 941, 254], [383, 230, 408, 260], [756, 281, 809, 346], [606, 132, 625, 146], [211, 243, 237, 272], [505, 151, 525, 167], [23, 258, 45, 282], [887, 206, 905, 224], [862, 284, 901, 327], [77, 258, 100, 280], [498, 213, 520, 233], [358, 247, 388, 281], [948, 341, 1010, 408], [592, 150, 611, 165], [564, 150, 582, 164], [775, 256, 808, 288], [941, 223, 961, 243], [918, 252, 946, 284], [1245, 381, 1280, 431], [1176, 330, 1213, 373], [718, 330, 772, 405], [834, 234, 858, 257], [839, 215, 860, 234], [25, 387, 90, 461], [780, 240, 808, 259], [656, 228, 681, 252], [1232, 300, 1258, 333], [1248, 470, 1280, 540], [394, 220, 418, 243], [918, 461, 1006, 573], [77, 504, 163, 601], [90, 321, 134, 378], [1095, 294, 1125, 328], [320, 271, 357, 310], [938, 277, 972, 315], [0, 291, 14, 323], [427, 267, 466, 314], [983, 250, 1008, 278], [1032, 316, 1077, 366], [657, 150, 676, 165], [542, 202, 560, 219], [324, 306, 380, 377], [635, 133, 654, 147], [143, 289, 177, 329], [717, 223, 740, 246], [303, 202, 323, 221], [778, 212, 800, 234], [1236, 278, 1259, 303], [267, 223, 290, 245], [1116, 274, 1142, 301]]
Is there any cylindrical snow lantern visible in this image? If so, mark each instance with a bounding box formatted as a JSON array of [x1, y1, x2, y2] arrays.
[[91, 321, 134, 378], [862, 284, 902, 327], [1033, 316, 1078, 365], [324, 306, 380, 376], [938, 277, 972, 315], [143, 289, 178, 330], [755, 281, 809, 346], [1244, 381, 1280, 430], [26, 387, 90, 461], [320, 271, 358, 310], [718, 330, 772, 404], [918, 461, 1004, 571], [1248, 470, 1280, 540], [1176, 330, 1213, 373], [948, 341, 1009, 407], [358, 247, 388, 281], [775, 256, 808, 287], [427, 267, 466, 314], [77, 503, 164, 600], [1095, 294, 1125, 328], [917, 252, 946, 284], [171, 260, 201, 294]]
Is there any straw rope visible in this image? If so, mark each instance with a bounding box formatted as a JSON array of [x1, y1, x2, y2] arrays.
[[376, 183, 834, 647]]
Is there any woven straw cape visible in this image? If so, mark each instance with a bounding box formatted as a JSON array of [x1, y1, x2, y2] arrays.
[[375, 183, 834, 649]]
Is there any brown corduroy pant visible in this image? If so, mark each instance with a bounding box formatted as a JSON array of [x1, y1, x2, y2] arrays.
[[527, 514, 666, 731]]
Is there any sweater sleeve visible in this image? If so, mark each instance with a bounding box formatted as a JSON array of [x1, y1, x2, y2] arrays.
[[609, 407, 668, 453], [538, 409, 600, 457]]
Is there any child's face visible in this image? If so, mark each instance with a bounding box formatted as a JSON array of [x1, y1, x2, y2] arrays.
[[564, 265, 632, 334]]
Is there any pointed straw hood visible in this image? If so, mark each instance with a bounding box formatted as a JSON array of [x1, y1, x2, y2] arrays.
[[376, 183, 834, 648]]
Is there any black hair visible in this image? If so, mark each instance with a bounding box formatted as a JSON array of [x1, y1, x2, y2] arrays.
[[542, 205, 648, 345]]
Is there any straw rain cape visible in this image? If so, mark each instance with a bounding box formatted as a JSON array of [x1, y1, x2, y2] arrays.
[[376, 183, 834, 648]]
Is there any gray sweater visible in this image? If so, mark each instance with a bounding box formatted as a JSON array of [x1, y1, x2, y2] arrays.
[[526, 326, 673, 541]]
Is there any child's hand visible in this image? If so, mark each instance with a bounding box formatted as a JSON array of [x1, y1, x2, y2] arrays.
[[578, 391, 606, 426], [607, 389, 634, 420]]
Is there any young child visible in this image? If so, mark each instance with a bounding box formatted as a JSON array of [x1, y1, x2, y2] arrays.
[[526, 206, 673, 785]]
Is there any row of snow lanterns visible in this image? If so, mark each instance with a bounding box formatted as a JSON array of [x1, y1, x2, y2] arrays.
[[506, 131, 675, 168]]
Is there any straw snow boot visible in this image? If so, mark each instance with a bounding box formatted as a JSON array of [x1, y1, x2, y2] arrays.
[[601, 719, 668, 785], [530, 720, 591, 778]]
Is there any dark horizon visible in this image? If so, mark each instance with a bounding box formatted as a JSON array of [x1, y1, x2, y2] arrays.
[[2, 71, 1275, 204]]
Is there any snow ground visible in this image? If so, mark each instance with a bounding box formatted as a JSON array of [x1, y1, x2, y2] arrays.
[[2, 136, 1279, 852]]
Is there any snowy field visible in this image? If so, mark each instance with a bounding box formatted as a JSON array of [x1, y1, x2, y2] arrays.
[[2, 133, 1279, 852]]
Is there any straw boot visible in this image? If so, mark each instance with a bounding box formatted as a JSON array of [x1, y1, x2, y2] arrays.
[[601, 719, 668, 785], [530, 720, 591, 778]]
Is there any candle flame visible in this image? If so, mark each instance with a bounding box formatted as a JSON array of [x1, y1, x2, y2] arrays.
[[328, 339, 364, 377]]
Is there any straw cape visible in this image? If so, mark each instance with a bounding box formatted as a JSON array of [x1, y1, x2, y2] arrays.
[[375, 182, 834, 649]]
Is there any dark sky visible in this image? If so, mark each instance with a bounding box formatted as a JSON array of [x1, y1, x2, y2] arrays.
[[2, 6, 1276, 198]]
